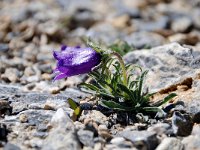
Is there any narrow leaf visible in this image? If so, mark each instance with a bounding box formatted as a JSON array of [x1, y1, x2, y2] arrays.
[[74, 107, 81, 116], [68, 98, 78, 110], [79, 83, 99, 92], [153, 93, 177, 107], [99, 100, 133, 111]]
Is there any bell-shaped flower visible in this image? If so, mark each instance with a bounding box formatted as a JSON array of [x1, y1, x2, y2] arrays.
[[53, 45, 101, 81]]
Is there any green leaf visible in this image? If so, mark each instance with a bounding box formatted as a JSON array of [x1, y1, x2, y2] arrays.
[[98, 91, 115, 99], [117, 83, 135, 101], [153, 93, 177, 107], [99, 100, 134, 111], [101, 57, 113, 74], [68, 98, 78, 110], [142, 107, 164, 112], [137, 70, 148, 101], [79, 83, 99, 92], [129, 80, 139, 89], [139, 92, 157, 106], [74, 107, 81, 116]]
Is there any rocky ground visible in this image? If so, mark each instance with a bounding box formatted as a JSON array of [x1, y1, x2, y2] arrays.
[[0, 0, 200, 149]]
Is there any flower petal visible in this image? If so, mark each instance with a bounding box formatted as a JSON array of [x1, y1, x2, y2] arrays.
[[53, 72, 68, 81], [61, 45, 67, 51], [52, 46, 101, 80]]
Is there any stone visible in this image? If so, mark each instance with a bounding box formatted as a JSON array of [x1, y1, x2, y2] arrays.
[[193, 111, 200, 123], [0, 124, 8, 142], [37, 21, 61, 36], [4, 143, 21, 150], [33, 132, 48, 138], [79, 110, 108, 126], [2, 68, 20, 83], [42, 108, 80, 150], [43, 97, 70, 111], [3, 86, 83, 114], [77, 129, 94, 147], [123, 43, 197, 92], [104, 141, 135, 150], [156, 137, 183, 150], [168, 33, 199, 45], [116, 6, 140, 19], [68, 8, 101, 30], [83, 120, 98, 137], [50, 108, 74, 128], [42, 128, 81, 150], [110, 137, 125, 145], [0, 99, 12, 116], [0, 43, 9, 52], [108, 14, 130, 29], [147, 123, 171, 136], [86, 23, 126, 44], [131, 16, 169, 32], [172, 111, 193, 136], [74, 121, 85, 130], [192, 9, 200, 29], [37, 124, 48, 132], [18, 109, 54, 127], [171, 17, 192, 33], [182, 135, 200, 150], [120, 130, 158, 150], [191, 124, 200, 136], [124, 31, 166, 49], [24, 67, 35, 77], [19, 113, 28, 123]]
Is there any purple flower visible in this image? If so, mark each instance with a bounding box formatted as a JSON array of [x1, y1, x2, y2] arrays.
[[53, 45, 101, 81]]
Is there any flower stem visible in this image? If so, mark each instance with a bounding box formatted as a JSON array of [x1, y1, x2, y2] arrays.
[[111, 52, 128, 86]]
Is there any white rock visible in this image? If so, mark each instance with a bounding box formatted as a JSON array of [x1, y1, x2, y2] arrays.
[[110, 137, 125, 145], [51, 108, 73, 127]]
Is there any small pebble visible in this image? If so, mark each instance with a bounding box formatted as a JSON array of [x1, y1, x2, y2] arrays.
[[19, 114, 28, 123]]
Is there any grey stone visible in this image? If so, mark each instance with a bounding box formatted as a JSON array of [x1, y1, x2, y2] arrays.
[[68, 9, 101, 30], [0, 84, 86, 114], [156, 137, 183, 150], [104, 141, 135, 150], [192, 9, 200, 29], [86, 23, 126, 44], [124, 31, 166, 49], [0, 44, 9, 52], [42, 128, 81, 150], [32, 131, 48, 138], [131, 16, 169, 32], [0, 99, 12, 116], [123, 43, 196, 92], [116, 6, 140, 19], [42, 108, 80, 150], [182, 135, 200, 150], [171, 17, 192, 32], [172, 111, 193, 136], [120, 130, 158, 150], [19, 109, 54, 126], [4, 143, 21, 150], [79, 110, 108, 126], [110, 137, 125, 145], [193, 111, 200, 123], [2, 68, 20, 83], [77, 129, 94, 147], [147, 123, 171, 136], [50, 108, 73, 128], [191, 124, 200, 136], [0, 124, 8, 142]]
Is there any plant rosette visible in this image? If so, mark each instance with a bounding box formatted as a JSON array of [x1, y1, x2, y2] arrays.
[[52, 40, 177, 120]]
